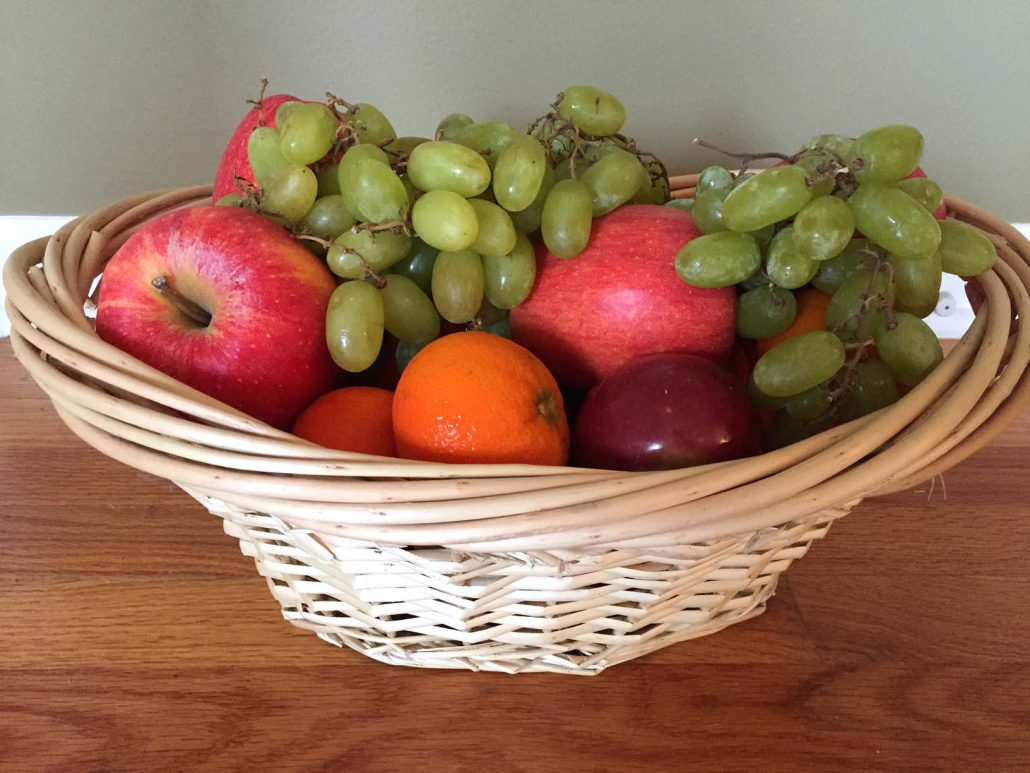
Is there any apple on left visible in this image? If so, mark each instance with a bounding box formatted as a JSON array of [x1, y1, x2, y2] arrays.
[[96, 206, 339, 429]]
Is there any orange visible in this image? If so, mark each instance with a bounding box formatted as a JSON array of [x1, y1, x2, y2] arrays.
[[757, 288, 832, 354], [393, 331, 569, 465], [292, 387, 397, 456]]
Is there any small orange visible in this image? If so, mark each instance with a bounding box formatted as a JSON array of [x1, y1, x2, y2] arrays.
[[393, 331, 569, 465], [292, 387, 397, 456], [757, 288, 832, 354]]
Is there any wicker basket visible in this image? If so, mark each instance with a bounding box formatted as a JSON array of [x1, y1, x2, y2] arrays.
[[5, 175, 1029, 675]]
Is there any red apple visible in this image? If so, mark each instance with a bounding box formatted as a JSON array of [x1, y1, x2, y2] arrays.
[[212, 93, 302, 202], [96, 206, 338, 429], [509, 205, 736, 390], [572, 352, 761, 471]]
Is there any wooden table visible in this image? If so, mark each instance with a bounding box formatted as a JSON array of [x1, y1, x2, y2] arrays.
[[2, 342, 1028, 772]]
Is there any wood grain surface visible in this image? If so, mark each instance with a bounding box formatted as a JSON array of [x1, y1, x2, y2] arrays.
[[2, 342, 1028, 772]]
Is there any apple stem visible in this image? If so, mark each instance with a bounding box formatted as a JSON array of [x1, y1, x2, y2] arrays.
[[151, 276, 212, 328]]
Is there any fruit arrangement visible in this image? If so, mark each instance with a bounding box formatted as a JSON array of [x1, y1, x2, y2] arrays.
[[94, 82, 999, 472]]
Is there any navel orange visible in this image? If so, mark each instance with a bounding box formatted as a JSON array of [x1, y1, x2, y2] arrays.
[[757, 288, 832, 354], [393, 332, 569, 465], [292, 386, 397, 456]]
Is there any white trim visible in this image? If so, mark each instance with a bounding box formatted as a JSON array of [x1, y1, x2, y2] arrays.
[[1, 216, 1027, 340]]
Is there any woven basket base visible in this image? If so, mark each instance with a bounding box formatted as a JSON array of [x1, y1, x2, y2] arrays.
[[185, 487, 853, 675]]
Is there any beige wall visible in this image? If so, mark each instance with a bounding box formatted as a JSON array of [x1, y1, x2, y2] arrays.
[[3, 0, 1029, 219]]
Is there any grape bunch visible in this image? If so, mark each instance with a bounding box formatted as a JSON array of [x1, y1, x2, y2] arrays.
[[672, 125, 999, 446], [220, 84, 667, 374]]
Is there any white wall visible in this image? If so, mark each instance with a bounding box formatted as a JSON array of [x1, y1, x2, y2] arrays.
[[2, 0, 1030, 219]]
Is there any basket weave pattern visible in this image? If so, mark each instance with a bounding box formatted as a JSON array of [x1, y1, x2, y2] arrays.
[[5, 177, 1029, 674]]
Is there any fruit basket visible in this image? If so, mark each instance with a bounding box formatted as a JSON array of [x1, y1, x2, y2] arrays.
[[5, 176, 1029, 675]]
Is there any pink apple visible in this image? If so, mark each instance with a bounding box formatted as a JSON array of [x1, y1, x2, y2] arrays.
[[96, 206, 338, 429], [212, 93, 302, 202], [509, 204, 736, 390]]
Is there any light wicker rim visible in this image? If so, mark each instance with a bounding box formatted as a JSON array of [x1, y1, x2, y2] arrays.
[[4, 177, 1029, 553]]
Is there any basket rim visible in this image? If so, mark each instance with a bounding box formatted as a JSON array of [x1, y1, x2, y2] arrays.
[[4, 178, 1029, 550]]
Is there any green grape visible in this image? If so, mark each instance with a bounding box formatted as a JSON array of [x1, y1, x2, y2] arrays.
[[280, 103, 338, 165], [247, 126, 291, 189], [493, 135, 547, 212], [889, 249, 942, 318], [391, 238, 438, 294], [748, 374, 787, 411], [580, 149, 648, 216], [675, 232, 761, 288], [557, 85, 626, 136], [455, 122, 519, 167], [469, 199, 517, 256], [300, 194, 357, 240], [483, 230, 536, 309], [541, 179, 593, 258], [691, 190, 727, 234], [346, 159, 409, 224], [784, 384, 832, 421], [511, 166, 555, 234], [894, 177, 944, 214], [733, 171, 755, 188], [396, 338, 432, 374], [407, 140, 491, 197], [345, 103, 395, 145], [838, 359, 899, 422], [736, 285, 798, 339], [937, 219, 997, 276], [794, 150, 838, 198], [846, 125, 923, 183], [753, 331, 846, 398], [824, 269, 889, 341], [811, 238, 877, 294], [400, 174, 421, 210], [431, 249, 485, 323], [476, 296, 508, 326], [665, 198, 695, 212], [379, 274, 440, 344], [768, 410, 834, 449], [436, 113, 475, 141], [273, 100, 305, 128], [483, 315, 512, 339], [412, 190, 479, 252], [791, 196, 856, 260], [749, 224, 776, 248], [386, 136, 430, 156], [316, 163, 341, 196], [633, 172, 669, 204], [261, 164, 317, 223], [325, 280, 385, 372], [722, 165, 812, 232], [696, 166, 735, 197], [766, 226, 819, 289], [216, 193, 244, 207], [738, 271, 771, 292], [337, 144, 391, 217], [327, 228, 412, 279], [804, 133, 854, 161], [849, 183, 941, 258], [874, 312, 943, 387]]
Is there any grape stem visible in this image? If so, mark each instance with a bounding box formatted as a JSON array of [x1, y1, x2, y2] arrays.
[[827, 250, 893, 407], [352, 220, 413, 237], [247, 78, 270, 126], [294, 233, 332, 249], [691, 138, 794, 172]]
